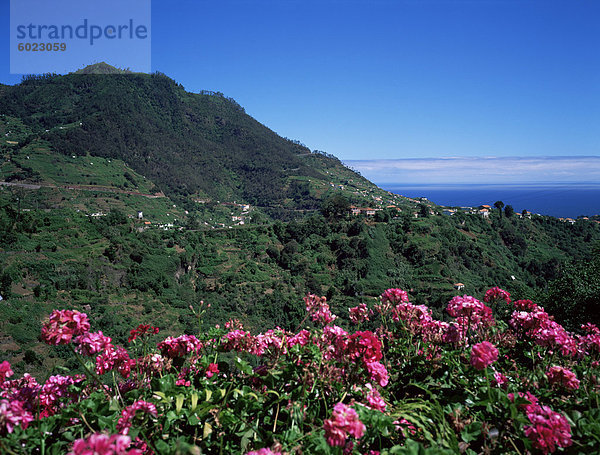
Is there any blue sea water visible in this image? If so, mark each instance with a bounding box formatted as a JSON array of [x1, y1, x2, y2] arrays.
[[378, 183, 600, 219]]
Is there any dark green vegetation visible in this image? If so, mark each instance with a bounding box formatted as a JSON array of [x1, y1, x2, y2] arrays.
[[1, 195, 599, 378], [0, 65, 599, 379], [0, 64, 381, 214]]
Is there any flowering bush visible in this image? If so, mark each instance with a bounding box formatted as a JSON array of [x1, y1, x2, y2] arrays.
[[1, 286, 599, 454], [470, 341, 499, 370]]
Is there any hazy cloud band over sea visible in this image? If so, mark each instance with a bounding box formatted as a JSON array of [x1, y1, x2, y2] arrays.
[[344, 156, 600, 186]]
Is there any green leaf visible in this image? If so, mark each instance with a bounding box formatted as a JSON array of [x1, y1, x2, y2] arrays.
[[154, 440, 169, 453], [203, 422, 213, 439], [176, 394, 184, 414]]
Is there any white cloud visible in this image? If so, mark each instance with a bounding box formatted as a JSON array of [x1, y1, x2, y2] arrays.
[[344, 156, 600, 185]]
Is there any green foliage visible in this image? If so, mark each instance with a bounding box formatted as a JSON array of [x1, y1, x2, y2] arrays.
[[0, 72, 372, 213], [2, 287, 600, 453]]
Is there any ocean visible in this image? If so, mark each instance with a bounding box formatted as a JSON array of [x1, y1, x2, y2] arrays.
[[378, 183, 600, 219]]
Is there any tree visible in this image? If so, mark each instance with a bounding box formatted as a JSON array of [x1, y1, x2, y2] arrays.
[[504, 205, 514, 218], [320, 194, 350, 219], [418, 204, 430, 218], [542, 249, 600, 330], [494, 200, 505, 211]]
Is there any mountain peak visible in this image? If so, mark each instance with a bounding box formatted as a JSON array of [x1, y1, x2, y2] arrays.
[[73, 62, 133, 75]]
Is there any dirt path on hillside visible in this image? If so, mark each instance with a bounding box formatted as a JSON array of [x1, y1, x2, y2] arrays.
[[0, 181, 165, 198]]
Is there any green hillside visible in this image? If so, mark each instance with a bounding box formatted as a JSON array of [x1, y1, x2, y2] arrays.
[[0, 65, 386, 214], [0, 65, 599, 382]]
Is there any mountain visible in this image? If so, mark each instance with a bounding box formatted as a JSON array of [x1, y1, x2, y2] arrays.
[[73, 62, 134, 74], [0, 64, 383, 216]]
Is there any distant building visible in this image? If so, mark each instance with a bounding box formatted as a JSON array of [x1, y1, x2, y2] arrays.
[[349, 206, 380, 216], [137, 211, 143, 219], [454, 283, 465, 291]]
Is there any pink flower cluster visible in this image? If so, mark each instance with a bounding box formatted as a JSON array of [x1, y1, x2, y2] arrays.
[[1, 362, 85, 425], [304, 294, 337, 325], [77, 331, 112, 357], [254, 329, 287, 356], [379, 290, 499, 348], [447, 295, 494, 328], [381, 288, 409, 305], [349, 303, 371, 324], [39, 374, 82, 416], [509, 392, 572, 454], [323, 402, 366, 447], [470, 341, 499, 370], [116, 400, 158, 435], [41, 309, 90, 345], [222, 328, 288, 357], [157, 334, 202, 358], [364, 383, 386, 411], [68, 433, 142, 455], [96, 345, 134, 378], [1, 372, 40, 412], [287, 329, 311, 348], [546, 366, 580, 390], [484, 287, 511, 304], [347, 331, 383, 364], [578, 323, 600, 355], [0, 360, 13, 382], [524, 403, 572, 454], [321, 327, 389, 387], [128, 324, 159, 343], [0, 398, 34, 434], [245, 449, 282, 455], [513, 299, 542, 312], [510, 309, 578, 357], [206, 363, 219, 378]]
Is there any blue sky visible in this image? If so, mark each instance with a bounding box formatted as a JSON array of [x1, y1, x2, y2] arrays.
[[1, 0, 599, 184]]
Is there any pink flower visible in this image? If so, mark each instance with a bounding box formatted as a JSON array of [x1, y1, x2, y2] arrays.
[[492, 371, 508, 389], [513, 299, 542, 312], [484, 287, 511, 304], [287, 329, 311, 348], [96, 345, 134, 378], [254, 329, 287, 356], [365, 361, 389, 387], [447, 295, 495, 329], [524, 404, 572, 454], [323, 403, 366, 447], [547, 366, 580, 390], [381, 288, 409, 305], [508, 391, 572, 454], [0, 361, 14, 384], [470, 341, 499, 370], [245, 449, 282, 455], [157, 334, 202, 358], [41, 309, 90, 345], [349, 303, 371, 324], [116, 400, 158, 435], [39, 374, 81, 416], [206, 363, 219, 378], [304, 294, 337, 325], [68, 433, 142, 455], [348, 331, 383, 363], [0, 399, 33, 434], [221, 330, 255, 353], [128, 324, 159, 343], [365, 383, 387, 411], [76, 331, 112, 357]]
